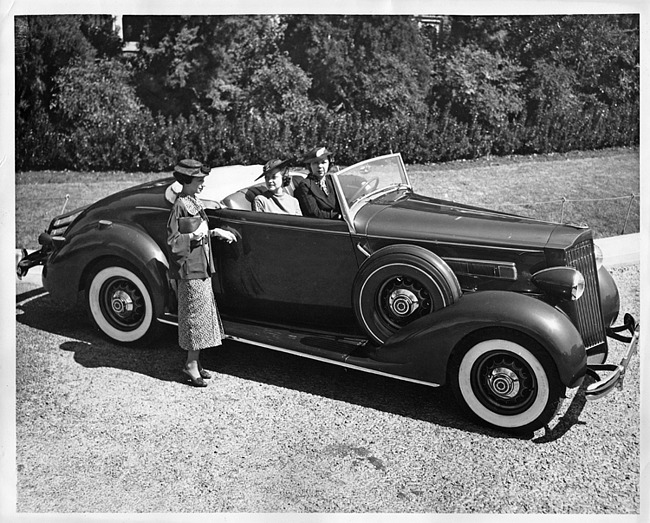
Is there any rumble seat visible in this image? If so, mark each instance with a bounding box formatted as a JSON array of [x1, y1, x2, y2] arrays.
[[221, 174, 306, 210]]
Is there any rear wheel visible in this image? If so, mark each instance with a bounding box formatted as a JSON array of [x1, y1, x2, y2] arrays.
[[86, 261, 161, 343], [451, 333, 565, 434]]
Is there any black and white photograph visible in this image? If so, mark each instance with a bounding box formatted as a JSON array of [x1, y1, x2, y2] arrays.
[[1, 0, 646, 521]]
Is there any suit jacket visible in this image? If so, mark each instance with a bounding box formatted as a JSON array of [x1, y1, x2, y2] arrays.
[[294, 175, 341, 219], [167, 196, 215, 280]]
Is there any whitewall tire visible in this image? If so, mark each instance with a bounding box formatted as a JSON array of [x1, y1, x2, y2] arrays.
[[453, 336, 564, 433], [87, 264, 156, 343]]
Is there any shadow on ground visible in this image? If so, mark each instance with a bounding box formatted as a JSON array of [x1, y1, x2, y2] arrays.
[[16, 288, 589, 441]]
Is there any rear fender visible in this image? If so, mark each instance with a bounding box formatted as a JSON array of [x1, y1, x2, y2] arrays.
[[45, 221, 170, 308], [374, 290, 586, 387]]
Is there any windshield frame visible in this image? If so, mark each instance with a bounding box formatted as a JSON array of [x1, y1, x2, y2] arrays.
[[331, 153, 412, 232]]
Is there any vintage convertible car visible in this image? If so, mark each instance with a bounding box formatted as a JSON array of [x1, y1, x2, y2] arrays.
[[17, 153, 639, 433]]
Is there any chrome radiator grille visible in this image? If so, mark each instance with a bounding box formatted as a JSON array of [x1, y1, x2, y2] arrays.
[[565, 239, 607, 350]]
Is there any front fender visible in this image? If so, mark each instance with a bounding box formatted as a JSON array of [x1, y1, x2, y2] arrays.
[[371, 291, 586, 387], [44, 221, 170, 307]]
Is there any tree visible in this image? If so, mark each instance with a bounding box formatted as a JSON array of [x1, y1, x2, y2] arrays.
[[15, 16, 97, 122], [132, 15, 312, 118], [441, 15, 639, 108], [512, 15, 639, 107], [50, 58, 151, 169], [282, 15, 432, 117], [428, 45, 525, 127]]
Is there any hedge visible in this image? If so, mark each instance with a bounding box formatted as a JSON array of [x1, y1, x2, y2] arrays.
[[16, 101, 639, 172]]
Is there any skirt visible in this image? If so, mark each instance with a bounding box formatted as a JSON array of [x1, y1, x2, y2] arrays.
[[177, 277, 224, 351]]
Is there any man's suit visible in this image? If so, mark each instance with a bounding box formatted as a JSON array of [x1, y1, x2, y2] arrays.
[[294, 175, 341, 219]]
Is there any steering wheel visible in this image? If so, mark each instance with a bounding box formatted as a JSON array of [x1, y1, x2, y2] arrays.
[[350, 177, 380, 203]]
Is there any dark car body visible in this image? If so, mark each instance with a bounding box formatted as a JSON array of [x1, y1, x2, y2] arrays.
[[18, 154, 639, 433]]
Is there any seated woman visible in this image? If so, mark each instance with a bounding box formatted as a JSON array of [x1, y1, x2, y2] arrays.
[[294, 146, 342, 219], [253, 159, 302, 216]]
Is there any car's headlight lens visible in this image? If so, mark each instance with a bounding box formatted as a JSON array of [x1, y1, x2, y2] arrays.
[[593, 243, 604, 269], [531, 267, 585, 301]]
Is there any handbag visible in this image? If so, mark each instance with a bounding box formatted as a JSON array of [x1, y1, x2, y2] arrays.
[[178, 216, 202, 234]]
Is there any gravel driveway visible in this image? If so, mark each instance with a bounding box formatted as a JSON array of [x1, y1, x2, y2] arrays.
[[13, 265, 641, 514]]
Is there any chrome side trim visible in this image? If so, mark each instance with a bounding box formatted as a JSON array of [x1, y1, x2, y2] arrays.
[[443, 257, 518, 280], [135, 206, 170, 212], [225, 334, 440, 388], [217, 216, 351, 236], [369, 234, 544, 253]]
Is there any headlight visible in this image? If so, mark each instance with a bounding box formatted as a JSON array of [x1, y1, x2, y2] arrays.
[[593, 243, 604, 269], [531, 267, 585, 301]]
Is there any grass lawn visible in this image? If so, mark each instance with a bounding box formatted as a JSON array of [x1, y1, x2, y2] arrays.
[[15, 147, 640, 249]]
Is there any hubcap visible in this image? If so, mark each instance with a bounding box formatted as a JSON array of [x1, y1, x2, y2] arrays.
[[388, 288, 419, 317], [101, 278, 145, 330], [473, 351, 536, 414], [379, 276, 433, 328], [111, 289, 135, 318], [487, 367, 520, 399]]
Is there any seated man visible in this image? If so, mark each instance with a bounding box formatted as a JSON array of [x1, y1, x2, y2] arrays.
[[294, 146, 342, 219], [253, 159, 302, 215]]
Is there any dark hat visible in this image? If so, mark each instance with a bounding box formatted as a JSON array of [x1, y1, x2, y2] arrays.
[[256, 158, 290, 180], [174, 158, 210, 177], [302, 146, 332, 164]]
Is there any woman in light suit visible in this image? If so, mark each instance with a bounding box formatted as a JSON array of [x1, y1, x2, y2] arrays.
[[167, 159, 237, 387]]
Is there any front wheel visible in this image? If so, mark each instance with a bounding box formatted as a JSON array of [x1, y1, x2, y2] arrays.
[[86, 262, 161, 343], [450, 334, 565, 434]]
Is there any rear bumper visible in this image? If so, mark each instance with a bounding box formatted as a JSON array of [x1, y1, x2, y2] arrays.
[[585, 313, 639, 401], [16, 248, 49, 279]]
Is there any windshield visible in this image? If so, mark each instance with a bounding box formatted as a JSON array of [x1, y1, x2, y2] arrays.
[[334, 153, 411, 208]]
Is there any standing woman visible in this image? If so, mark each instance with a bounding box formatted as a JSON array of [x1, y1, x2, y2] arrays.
[[167, 159, 237, 387]]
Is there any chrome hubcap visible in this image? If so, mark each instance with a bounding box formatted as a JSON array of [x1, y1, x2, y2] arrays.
[[388, 288, 419, 317], [111, 289, 135, 318], [487, 367, 520, 399]]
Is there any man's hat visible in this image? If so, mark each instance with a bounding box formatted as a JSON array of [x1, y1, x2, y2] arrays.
[[302, 146, 332, 164], [174, 158, 210, 177], [256, 158, 290, 180]]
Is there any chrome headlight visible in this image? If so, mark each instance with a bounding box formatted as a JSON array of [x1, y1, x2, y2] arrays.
[[531, 267, 585, 301]]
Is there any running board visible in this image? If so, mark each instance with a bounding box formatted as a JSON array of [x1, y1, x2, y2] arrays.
[[157, 314, 440, 388]]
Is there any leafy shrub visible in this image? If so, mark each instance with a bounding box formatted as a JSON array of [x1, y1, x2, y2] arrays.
[[19, 75, 640, 172]]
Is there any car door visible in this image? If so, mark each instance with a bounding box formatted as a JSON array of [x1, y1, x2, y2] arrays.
[[208, 209, 360, 332]]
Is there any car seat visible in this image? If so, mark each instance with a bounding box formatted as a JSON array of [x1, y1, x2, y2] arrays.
[[221, 174, 306, 210]]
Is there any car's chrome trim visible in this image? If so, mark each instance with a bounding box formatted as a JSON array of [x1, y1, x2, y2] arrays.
[[443, 257, 518, 281], [356, 243, 372, 258], [586, 318, 639, 400], [135, 206, 169, 212], [225, 334, 441, 388], [330, 172, 357, 234], [368, 234, 544, 253], [216, 217, 351, 236]]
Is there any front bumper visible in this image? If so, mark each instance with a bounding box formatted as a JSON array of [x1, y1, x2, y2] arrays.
[[584, 313, 640, 401]]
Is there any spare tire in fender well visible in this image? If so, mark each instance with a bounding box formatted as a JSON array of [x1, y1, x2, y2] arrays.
[[352, 244, 462, 344]]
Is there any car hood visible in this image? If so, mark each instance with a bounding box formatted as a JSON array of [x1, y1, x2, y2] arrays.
[[357, 193, 589, 251]]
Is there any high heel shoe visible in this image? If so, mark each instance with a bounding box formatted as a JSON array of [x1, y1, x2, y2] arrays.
[[198, 368, 212, 379], [182, 368, 207, 387]]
